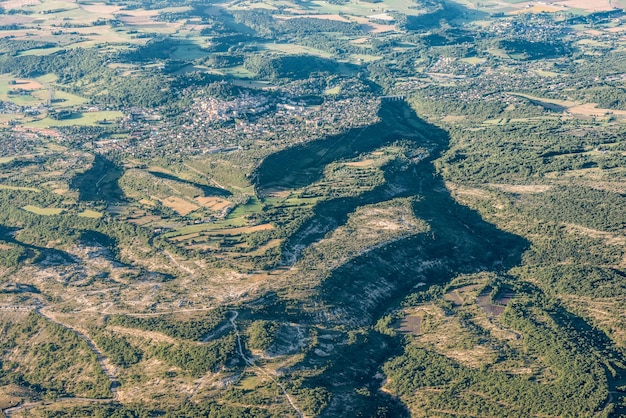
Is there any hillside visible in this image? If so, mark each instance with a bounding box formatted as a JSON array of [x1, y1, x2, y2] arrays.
[[1, 0, 626, 416]]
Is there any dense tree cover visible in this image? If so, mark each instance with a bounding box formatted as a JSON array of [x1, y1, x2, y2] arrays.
[[528, 265, 626, 298], [194, 54, 244, 69], [108, 310, 226, 341], [96, 73, 173, 108], [515, 186, 626, 233], [244, 54, 338, 82], [0, 194, 95, 247], [0, 188, 162, 267], [399, 2, 461, 31], [385, 295, 614, 417], [420, 29, 475, 47], [94, 332, 143, 367], [437, 122, 626, 184], [568, 9, 626, 25], [245, 320, 279, 351], [0, 39, 56, 56], [0, 48, 104, 82], [281, 17, 362, 36], [233, 10, 362, 38], [100, 0, 194, 10], [296, 33, 364, 57], [0, 45, 173, 108], [0, 241, 26, 267], [119, 38, 180, 63], [197, 81, 248, 101], [70, 155, 124, 202], [496, 39, 570, 60], [520, 222, 624, 268], [570, 85, 626, 110], [296, 328, 407, 417], [149, 334, 236, 376]]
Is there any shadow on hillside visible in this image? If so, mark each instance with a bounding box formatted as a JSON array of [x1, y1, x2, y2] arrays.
[[70, 154, 124, 202], [254, 100, 529, 417], [147, 170, 232, 197], [0, 225, 76, 266], [310, 104, 527, 417]]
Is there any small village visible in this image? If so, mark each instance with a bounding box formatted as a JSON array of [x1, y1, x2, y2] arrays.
[[116, 94, 380, 158]]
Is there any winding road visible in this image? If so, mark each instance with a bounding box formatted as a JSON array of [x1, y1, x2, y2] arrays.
[[228, 311, 305, 418], [2, 309, 119, 418]]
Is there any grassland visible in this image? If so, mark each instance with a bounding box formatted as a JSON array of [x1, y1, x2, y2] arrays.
[[22, 205, 64, 215], [262, 42, 333, 58], [25, 111, 123, 127], [78, 209, 103, 218]]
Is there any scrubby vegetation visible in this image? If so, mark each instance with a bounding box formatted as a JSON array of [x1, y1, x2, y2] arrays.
[[2, 0, 626, 416]]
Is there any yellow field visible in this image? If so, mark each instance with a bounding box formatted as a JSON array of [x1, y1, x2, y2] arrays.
[[128, 215, 161, 226], [441, 115, 467, 123], [161, 196, 200, 216], [195, 196, 231, 211], [139, 198, 157, 207], [486, 184, 552, 194], [349, 54, 382, 63], [568, 103, 626, 117], [78, 209, 103, 218], [22, 205, 64, 215], [12, 79, 43, 90], [344, 159, 376, 167], [324, 86, 342, 95], [0, 0, 39, 8], [245, 238, 282, 256], [557, 0, 619, 11], [513, 5, 562, 14]]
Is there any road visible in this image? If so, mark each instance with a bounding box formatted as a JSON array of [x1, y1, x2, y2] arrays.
[[229, 311, 305, 418], [38, 307, 119, 393], [2, 309, 119, 418]]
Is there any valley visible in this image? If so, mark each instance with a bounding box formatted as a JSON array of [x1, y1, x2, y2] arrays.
[[1, 0, 626, 416]]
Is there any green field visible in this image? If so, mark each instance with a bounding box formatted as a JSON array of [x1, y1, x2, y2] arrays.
[[26, 111, 124, 127], [460, 57, 486, 64], [262, 42, 333, 58], [36, 74, 59, 84], [217, 65, 257, 79], [18, 47, 63, 57], [172, 43, 208, 60], [348, 54, 382, 64]]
